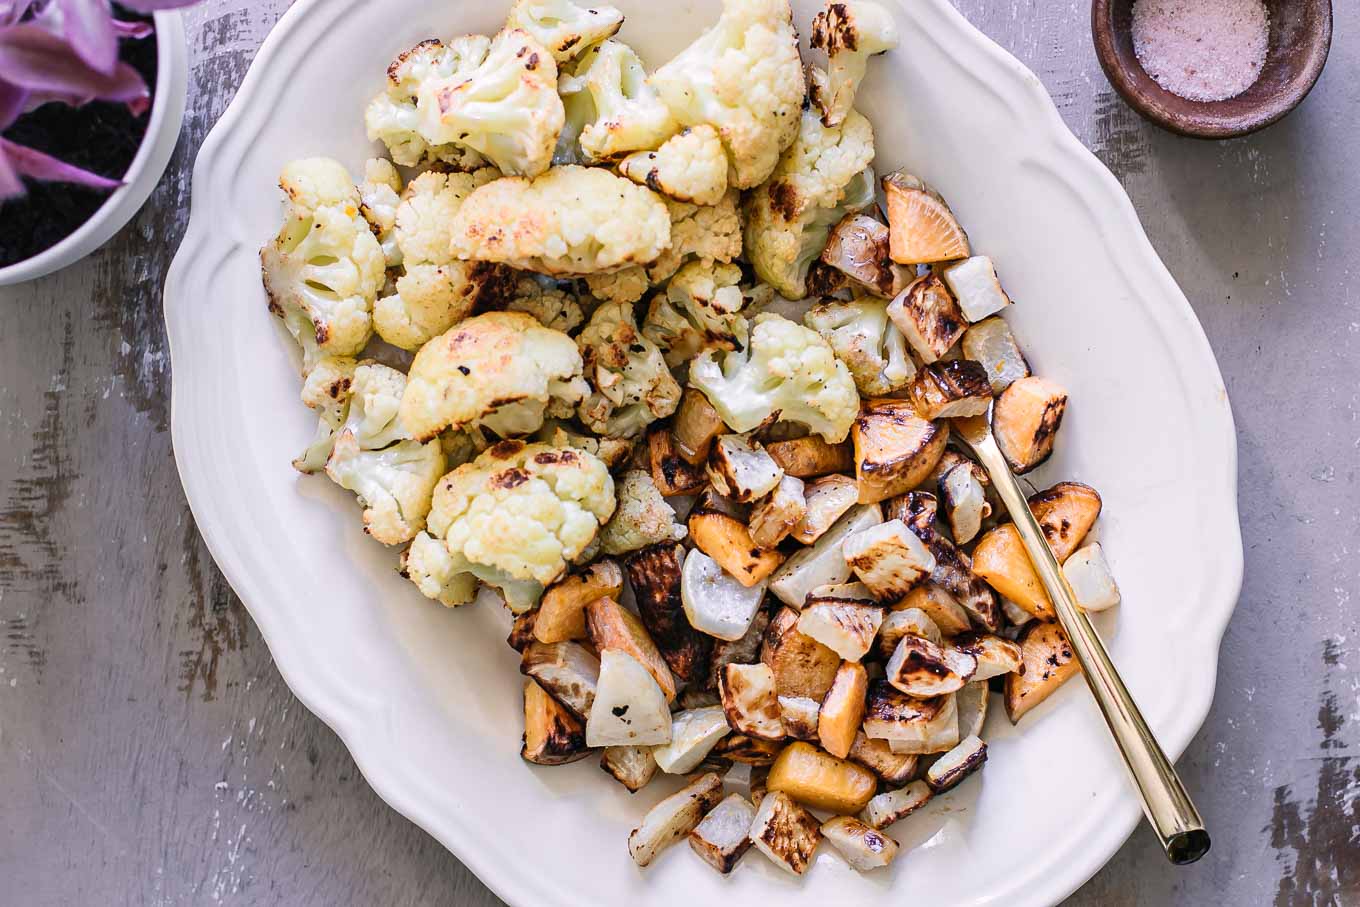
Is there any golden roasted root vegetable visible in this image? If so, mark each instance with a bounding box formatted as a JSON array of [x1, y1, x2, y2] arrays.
[[585, 596, 677, 702], [520, 640, 600, 719], [962, 315, 1030, 394], [521, 679, 590, 765], [821, 213, 911, 298], [749, 790, 822, 875], [895, 584, 972, 636], [770, 503, 883, 608], [626, 543, 712, 683], [887, 273, 968, 363], [628, 772, 724, 867], [876, 607, 942, 660], [673, 388, 725, 465], [971, 523, 1052, 620], [534, 559, 624, 644], [843, 519, 937, 602], [687, 510, 784, 587], [653, 706, 732, 774], [778, 695, 821, 741], [1028, 481, 1102, 562], [859, 780, 932, 829], [852, 398, 950, 504], [847, 732, 917, 784], [647, 423, 707, 495], [863, 680, 960, 754], [765, 434, 855, 478], [925, 734, 988, 792], [938, 456, 991, 545], [922, 528, 1002, 632], [705, 608, 770, 690], [992, 376, 1068, 473], [749, 475, 806, 549], [955, 680, 990, 739], [884, 488, 937, 534], [1005, 620, 1080, 723], [818, 661, 868, 759], [719, 662, 785, 741], [766, 741, 878, 814], [791, 474, 859, 544], [762, 606, 842, 701], [688, 793, 757, 874], [707, 433, 784, 502], [885, 635, 977, 697], [601, 745, 659, 793], [882, 172, 970, 265], [711, 734, 783, 765], [952, 632, 1023, 681], [820, 816, 900, 871], [907, 359, 993, 420], [507, 609, 538, 652], [797, 594, 885, 661]]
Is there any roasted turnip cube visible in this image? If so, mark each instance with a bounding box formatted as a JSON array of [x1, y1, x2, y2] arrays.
[[719, 662, 785, 741], [843, 519, 937, 602], [907, 359, 993, 420], [962, 316, 1030, 394], [688, 793, 756, 874], [652, 706, 732, 774], [859, 780, 933, 829], [707, 434, 784, 503], [797, 594, 885, 661], [925, 734, 988, 792], [627, 772, 724, 867], [748, 790, 822, 875], [992, 376, 1068, 474], [820, 816, 900, 871], [942, 256, 1012, 322], [885, 635, 977, 697], [1064, 542, 1121, 611], [887, 274, 967, 363]]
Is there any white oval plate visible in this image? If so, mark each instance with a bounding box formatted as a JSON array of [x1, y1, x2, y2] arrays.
[[164, 1, 1243, 904]]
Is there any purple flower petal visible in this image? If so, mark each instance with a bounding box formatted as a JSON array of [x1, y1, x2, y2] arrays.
[[0, 2, 38, 28], [57, 0, 119, 74], [0, 146, 23, 200], [111, 19, 153, 39], [1, 137, 122, 189], [0, 24, 148, 105], [0, 79, 26, 129]]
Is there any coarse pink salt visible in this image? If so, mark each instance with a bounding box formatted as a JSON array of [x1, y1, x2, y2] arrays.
[[1131, 0, 1270, 102]]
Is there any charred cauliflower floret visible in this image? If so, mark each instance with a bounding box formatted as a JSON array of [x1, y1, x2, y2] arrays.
[[374, 168, 513, 351], [504, 273, 588, 333], [567, 40, 676, 162], [689, 312, 859, 442], [577, 301, 682, 438], [804, 297, 915, 396], [808, 1, 899, 128], [293, 355, 358, 474], [399, 311, 588, 441], [618, 125, 728, 206], [599, 470, 686, 554], [649, 0, 806, 189], [643, 260, 750, 367], [364, 37, 492, 169], [504, 0, 625, 62], [745, 108, 876, 299], [534, 421, 636, 470], [421, 29, 564, 178], [261, 158, 385, 372], [648, 190, 744, 283], [325, 431, 446, 546], [449, 165, 671, 275], [408, 440, 616, 611], [358, 158, 403, 267], [584, 266, 652, 305]]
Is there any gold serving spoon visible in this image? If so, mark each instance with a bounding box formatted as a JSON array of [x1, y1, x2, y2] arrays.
[[953, 410, 1210, 865]]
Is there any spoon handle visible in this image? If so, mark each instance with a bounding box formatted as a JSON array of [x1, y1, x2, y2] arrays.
[[965, 428, 1210, 865]]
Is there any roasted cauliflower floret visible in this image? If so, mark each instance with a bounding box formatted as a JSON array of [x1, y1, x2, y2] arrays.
[[374, 168, 513, 351], [359, 158, 404, 267], [599, 470, 687, 554], [364, 37, 492, 169], [336, 362, 411, 449], [689, 312, 859, 442], [584, 266, 652, 304], [647, 190, 744, 283], [618, 125, 728, 206], [401, 531, 481, 606], [261, 158, 385, 372], [642, 260, 750, 367], [577, 301, 682, 438], [649, 0, 805, 189], [808, 1, 900, 128], [400, 311, 588, 442], [744, 108, 877, 299], [504, 274, 588, 333], [504, 0, 625, 62], [567, 40, 676, 162], [293, 355, 357, 474], [421, 29, 564, 178], [411, 440, 616, 611], [534, 421, 636, 470], [325, 430, 446, 545], [804, 298, 915, 396], [449, 165, 671, 275]]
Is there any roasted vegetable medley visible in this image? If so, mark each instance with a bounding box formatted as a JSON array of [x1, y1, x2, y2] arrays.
[[261, 0, 1123, 879]]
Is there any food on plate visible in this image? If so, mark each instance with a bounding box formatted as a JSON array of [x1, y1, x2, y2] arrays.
[[263, 0, 1128, 880]]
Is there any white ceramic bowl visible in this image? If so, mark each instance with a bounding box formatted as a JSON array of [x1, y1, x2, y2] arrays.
[[0, 11, 188, 287], [164, 2, 1243, 905]]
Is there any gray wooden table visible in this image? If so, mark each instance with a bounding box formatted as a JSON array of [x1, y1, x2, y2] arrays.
[[1, 1, 1355, 904]]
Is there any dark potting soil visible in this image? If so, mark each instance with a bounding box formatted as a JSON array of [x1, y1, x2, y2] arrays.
[[0, 6, 158, 268]]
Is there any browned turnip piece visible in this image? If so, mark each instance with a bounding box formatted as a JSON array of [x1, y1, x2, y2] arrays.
[[672, 388, 725, 465], [925, 734, 988, 792], [885, 635, 977, 697], [719, 662, 785, 741], [762, 606, 841, 701], [534, 559, 623, 644], [1028, 481, 1103, 562], [647, 423, 707, 495], [1005, 619, 1080, 722], [627, 772, 724, 867], [887, 273, 967, 363], [790, 474, 859, 544], [882, 172, 970, 265], [962, 316, 1030, 394], [817, 661, 869, 759], [521, 679, 590, 765], [992, 376, 1068, 473], [820, 212, 910, 298], [853, 398, 950, 504], [765, 434, 855, 478], [908, 359, 993, 420]]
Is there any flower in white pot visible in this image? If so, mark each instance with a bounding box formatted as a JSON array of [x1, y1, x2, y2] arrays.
[[0, 0, 195, 282]]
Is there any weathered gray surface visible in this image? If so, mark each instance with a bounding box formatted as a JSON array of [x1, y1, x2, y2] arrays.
[[0, 1, 1354, 904]]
